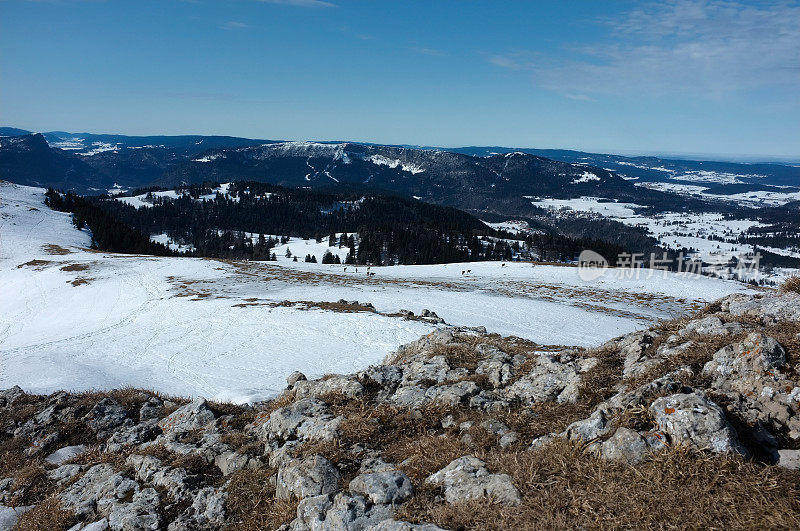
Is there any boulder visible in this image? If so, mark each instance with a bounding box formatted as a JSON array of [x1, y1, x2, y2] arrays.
[[83, 398, 129, 434], [386, 330, 455, 364], [426, 456, 520, 505], [158, 398, 215, 435], [287, 371, 308, 387], [0, 386, 25, 408], [214, 451, 252, 476], [650, 393, 747, 455], [680, 316, 727, 337], [349, 470, 414, 505], [167, 487, 227, 531], [105, 421, 160, 452], [599, 427, 650, 465], [138, 398, 163, 422], [45, 444, 88, 465], [424, 381, 480, 407], [505, 355, 581, 404], [254, 398, 342, 444], [322, 492, 393, 530], [0, 505, 35, 529], [106, 488, 160, 531], [61, 463, 140, 517], [48, 464, 85, 486], [703, 333, 786, 384], [777, 449, 800, 470], [276, 455, 341, 500]]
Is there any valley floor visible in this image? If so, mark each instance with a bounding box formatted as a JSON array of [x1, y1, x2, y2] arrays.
[[1, 182, 755, 403]]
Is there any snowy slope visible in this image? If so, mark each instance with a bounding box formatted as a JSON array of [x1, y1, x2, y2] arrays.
[[0, 182, 757, 403]]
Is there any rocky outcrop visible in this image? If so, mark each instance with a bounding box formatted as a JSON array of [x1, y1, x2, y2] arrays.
[[1, 290, 798, 529], [426, 456, 521, 505]]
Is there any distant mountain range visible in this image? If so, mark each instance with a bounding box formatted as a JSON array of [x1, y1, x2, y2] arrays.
[[1, 128, 798, 222]]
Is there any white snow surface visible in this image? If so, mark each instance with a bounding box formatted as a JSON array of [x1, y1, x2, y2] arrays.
[[368, 154, 425, 174], [572, 171, 601, 184], [530, 196, 644, 217], [1, 182, 756, 404]]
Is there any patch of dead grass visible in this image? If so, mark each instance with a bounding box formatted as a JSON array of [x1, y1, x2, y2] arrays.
[[13, 496, 76, 530], [225, 468, 297, 531], [16, 259, 51, 269], [780, 276, 800, 294], [41, 244, 73, 255], [398, 439, 800, 530], [59, 263, 89, 272]]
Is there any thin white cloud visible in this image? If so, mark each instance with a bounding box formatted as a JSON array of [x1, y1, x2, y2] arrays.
[[564, 93, 594, 102], [221, 21, 250, 30], [490, 0, 800, 97], [257, 0, 337, 7], [412, 47, 448, 57]]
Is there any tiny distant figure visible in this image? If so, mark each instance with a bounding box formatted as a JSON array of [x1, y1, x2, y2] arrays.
[[461, 270, 465, 275], [501, 263, 506, 267], [343, 267, 348, 272], [355, 268, 358, 273], [467, 270, 471, 274]]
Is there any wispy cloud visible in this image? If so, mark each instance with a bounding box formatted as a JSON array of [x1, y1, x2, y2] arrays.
[[411, 47, 448, 57], [563, 93, 594, 102], [221, 21, 250, 30], [257, 0, 337, 7], [489, 1, 800, 97]]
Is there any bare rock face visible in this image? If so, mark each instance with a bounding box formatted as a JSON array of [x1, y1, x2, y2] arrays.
[[599, 427, 650, 465], [704, 333, 786, 385], [723, 291, 800, 323], [385, 329, 455, 364], [276, 455, 341, 500], [158, 398, 215, 435], [650, 392, 748, 456], [505, 354, 581, 404], [349, 470, 414, 505], [61, 463, 161, 530], [0, 386, 25, 408], [252, 398, 343, 445], [426, 456, 521, 506], [83, 398, 130, 436], [167, 487, 227, 531]]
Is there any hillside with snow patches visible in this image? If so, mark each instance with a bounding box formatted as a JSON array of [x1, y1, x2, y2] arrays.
[[1, 181, 757, 404]]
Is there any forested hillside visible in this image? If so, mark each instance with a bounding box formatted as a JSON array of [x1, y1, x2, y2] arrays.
[[68, 182, 628, 265]]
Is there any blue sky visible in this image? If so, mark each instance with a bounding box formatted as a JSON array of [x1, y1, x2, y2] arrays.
[[2, 0, 798, 158]]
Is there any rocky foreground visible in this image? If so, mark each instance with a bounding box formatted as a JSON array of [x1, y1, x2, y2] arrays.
[[2, 288, 800, 530]]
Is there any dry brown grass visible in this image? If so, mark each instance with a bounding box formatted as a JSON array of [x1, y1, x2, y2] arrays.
[[59, 263, 89, 272], [7, 464, 52, 506], [16, 259, 51, 269], [225, 468, 297, 531], [576, 343, 625, 408], [397, 439, 800, 530], [41, 244, 73, 256], [69, 277, 93, 287], [780, 276, 800, 294], [13, 496, 76, 530]]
